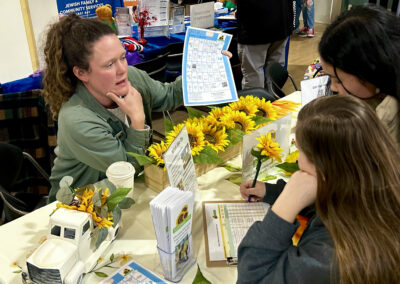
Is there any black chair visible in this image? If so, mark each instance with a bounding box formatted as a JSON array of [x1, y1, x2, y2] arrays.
[[133, 52, 170, 83], [0, 142, 49, 223], [237, 88, 278, 102], [166, 42, 184, 79], [265, 62, 299, 98]]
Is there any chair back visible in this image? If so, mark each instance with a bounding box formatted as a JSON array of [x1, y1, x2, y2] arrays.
[[133, 52, 170, 83], [0, 142, 49, 223], [237, 88, 279, 102], [166, 42, 184, 82]]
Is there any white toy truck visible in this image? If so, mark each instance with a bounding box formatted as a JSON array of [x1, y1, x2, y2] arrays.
[[22, 208, 119, 284]]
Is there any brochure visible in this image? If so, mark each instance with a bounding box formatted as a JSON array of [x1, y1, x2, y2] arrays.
[[150, 187, 195, 280], [182, 27, 238, 106]]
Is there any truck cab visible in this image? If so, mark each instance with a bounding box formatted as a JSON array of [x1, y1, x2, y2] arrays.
[[23, 208, 119, 284]]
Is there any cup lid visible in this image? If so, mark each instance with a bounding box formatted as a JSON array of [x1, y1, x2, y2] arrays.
[[106, 161, 135, 179]]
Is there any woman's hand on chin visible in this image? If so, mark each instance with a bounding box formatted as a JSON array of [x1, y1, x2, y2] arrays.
[[106, 82, 146, 130]]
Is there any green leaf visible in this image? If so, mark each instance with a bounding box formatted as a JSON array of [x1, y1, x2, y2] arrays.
[[223, 164, 242, 172], [252, 115, 271, 126], [94, 271, 108, 277], [276, 162, 300, 174], [127, 152, 156, 166], [100, 206, 108, 219], [186, 106, 204, 119], [110, 253, 114, 261], [94, 179, 116, 193], [96, 227, 108, 249], [106, 187, 132, 211], [260, 175, 277, 182], [192, 265, 211, 284], [227, 173, 242, 185], [92, 191, 101, 207], [251, 148, 263, 159], [118, 197, 135, 209], [112, 206, 121, 227], [164, 117, 175, 136], [13, 270, 22, 273], [56, 185, 74, 205], [227, 128, 245, 145], [193, 146, 223, 164]]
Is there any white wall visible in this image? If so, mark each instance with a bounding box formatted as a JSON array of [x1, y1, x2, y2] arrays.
[[0, 1, 32, 83], [315, 0, 334, 24], [28, 0, 59, 70], [0, 0, 58, 84]]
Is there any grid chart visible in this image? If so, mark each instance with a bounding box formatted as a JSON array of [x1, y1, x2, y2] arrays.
[[218, 203, 268, 258], [185, 37, 228, 102]]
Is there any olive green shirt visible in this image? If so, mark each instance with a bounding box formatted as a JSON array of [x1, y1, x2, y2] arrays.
[[48, 67, 182, 202]]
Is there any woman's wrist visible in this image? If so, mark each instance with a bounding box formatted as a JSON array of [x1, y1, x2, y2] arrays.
[[271, 192, 304, 223]]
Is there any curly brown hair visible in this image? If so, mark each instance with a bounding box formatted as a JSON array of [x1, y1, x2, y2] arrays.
[[42, 14, 115, 119]]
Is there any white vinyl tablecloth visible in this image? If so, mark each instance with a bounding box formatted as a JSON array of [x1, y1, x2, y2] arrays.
[[0, 92, 301, 284]]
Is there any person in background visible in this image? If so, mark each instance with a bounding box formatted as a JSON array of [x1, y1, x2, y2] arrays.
[[42, 14, 184, 202], [318, 4, 400, 147], [237, 95, 400, 284], [233, 0, 293, 90], [294, 0, 315, 37]]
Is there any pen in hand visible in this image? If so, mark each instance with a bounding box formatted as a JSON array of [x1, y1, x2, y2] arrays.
[[248, 179, 257, 202]]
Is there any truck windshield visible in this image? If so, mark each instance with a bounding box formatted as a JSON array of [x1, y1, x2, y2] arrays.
[[64, 228, 76, 240]]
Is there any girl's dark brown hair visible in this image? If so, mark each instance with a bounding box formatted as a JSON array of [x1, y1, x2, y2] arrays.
[[296, 95, 400, 284], [42, 13, 115, 119]]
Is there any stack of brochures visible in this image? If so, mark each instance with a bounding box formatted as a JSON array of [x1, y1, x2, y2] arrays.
[[150, 187, 196, 282]]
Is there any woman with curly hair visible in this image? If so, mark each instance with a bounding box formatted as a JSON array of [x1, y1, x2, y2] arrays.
[[42, 14, 184, 201], [238, 95, 400, 284]]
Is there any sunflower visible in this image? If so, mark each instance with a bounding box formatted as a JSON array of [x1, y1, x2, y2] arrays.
[[57, 188, 114, 229], [166, 122, 205, 156], [285, 150, 299, 163], [228, 96, 258, 117], [148, 141, 168, 167], [256, 132, 283, 162], [272, 100, 301, 118], [201, 121, 229, 152], [209, 106, 232, 122], [220, 111, 256, 134], [254, 98, 278, 120]]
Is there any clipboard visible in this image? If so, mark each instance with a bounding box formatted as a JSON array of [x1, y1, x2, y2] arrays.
[[202, 200, 269, 267]]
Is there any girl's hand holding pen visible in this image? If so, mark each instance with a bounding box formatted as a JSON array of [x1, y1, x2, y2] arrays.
[[240, 180, 266, 202]]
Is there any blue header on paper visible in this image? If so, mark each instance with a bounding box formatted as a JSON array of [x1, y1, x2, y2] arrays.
[[56, 0, 123, 18]]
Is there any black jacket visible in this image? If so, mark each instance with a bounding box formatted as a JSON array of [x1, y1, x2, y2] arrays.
[[236, 0, 294, 45], [237, 180, 339, 284]]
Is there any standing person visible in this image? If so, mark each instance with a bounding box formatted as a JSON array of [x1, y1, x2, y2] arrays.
[[318, 4, 400, 147], [237, 95, 400, 284], [42, 14, 184, 202], [295, 0, 315, 38], [234, 0, 293, 90]]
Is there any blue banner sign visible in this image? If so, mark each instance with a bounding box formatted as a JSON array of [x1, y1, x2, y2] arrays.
[[56, 0, 123, 18]]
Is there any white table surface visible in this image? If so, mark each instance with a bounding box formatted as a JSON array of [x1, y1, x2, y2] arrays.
[[0, 92, 301, 284]]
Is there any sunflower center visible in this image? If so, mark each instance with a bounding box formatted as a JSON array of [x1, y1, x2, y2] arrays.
[[237, 108, 249, 115], [188, 134, 196, 148], [234, 121, 244, 131], [256, 108, 267, 117], [205, 133, 217, 144]]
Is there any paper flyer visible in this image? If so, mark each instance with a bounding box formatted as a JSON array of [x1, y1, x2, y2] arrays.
[[182, 27, 238, 106], [163, 126, 199, 199], [300, 75, 331, 107]]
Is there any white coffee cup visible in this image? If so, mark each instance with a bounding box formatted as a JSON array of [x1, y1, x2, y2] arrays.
[[106, 161, 135, 198]]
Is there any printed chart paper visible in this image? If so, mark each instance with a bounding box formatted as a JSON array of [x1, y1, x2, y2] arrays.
[[203, 201, 269, 265], [182, 27, 238, 106], [190, 2, 215, 29], [99, 260, 166, 283]]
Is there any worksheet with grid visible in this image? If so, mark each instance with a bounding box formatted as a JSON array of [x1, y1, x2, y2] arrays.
[[203, 201, 269, 264], [182, 27, 238, 106]]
